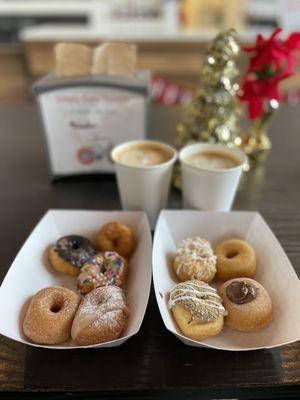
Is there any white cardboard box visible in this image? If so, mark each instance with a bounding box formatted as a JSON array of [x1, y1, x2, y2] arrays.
[[153, 210, 300, 351], [0, 209, 152, 349]]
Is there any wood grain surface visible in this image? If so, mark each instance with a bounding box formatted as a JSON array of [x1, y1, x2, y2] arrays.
[[0, 104, 299, 399]]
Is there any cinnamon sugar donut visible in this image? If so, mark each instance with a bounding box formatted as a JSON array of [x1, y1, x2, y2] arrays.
[[96, 222, 136, 258], [215, 239, 257, 281], [219, 278, 273, 332], [23, 286, 80, 345], [71, 286, 129, 345]]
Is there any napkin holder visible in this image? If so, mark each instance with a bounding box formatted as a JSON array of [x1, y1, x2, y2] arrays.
[[33, 71, 151, 179]]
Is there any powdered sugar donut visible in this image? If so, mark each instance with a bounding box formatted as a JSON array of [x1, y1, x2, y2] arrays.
[[173, 237, 217, 283], [71, 285, 129, 345]]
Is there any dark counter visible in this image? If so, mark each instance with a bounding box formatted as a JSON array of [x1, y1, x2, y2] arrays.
[[0, 104, 299, 399]]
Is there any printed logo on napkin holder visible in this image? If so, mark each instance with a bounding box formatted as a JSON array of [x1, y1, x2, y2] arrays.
[[33, 72, 151, 179]]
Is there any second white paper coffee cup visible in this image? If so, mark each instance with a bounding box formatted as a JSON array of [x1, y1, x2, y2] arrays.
[[111, 140, 177, 228], [179, 143, 247, 211]]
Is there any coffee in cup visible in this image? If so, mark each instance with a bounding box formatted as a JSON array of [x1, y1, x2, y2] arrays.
[[179, 143, 247, 211], [112, 140, 177, 228], [184, 150, 240, 170], [114, 142, 174, 167]]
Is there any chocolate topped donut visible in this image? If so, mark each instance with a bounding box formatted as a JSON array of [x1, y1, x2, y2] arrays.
[[226, 281, 257, 304], [49, 235, 96, 277], [56, 235, 96, 269], [219, 278, 273, 332]]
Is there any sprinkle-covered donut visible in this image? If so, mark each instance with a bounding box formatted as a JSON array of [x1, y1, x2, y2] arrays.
[[215, 239, 257, 281], [96, 222, 136, 258], [23, 286, 80, 345], [49, 235, 96, 276], [77, 251, 127, 295]]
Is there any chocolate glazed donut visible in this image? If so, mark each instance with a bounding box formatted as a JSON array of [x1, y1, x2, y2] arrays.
[[49, 235, 96, 276]]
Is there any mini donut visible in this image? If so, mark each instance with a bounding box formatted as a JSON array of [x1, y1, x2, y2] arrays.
[[23, 286, 80, 345], [77, 251, 127, 295], [71, 285, 129, 345], [96, 222, 136, 258], [219, 278, 273, 332], [215, 239, 257, 281], [49, 235, 96, 276], [173, 237, 217, 283], [168, 280, 226, 341]]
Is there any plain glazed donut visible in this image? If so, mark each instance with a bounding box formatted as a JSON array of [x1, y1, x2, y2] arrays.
[[23, 286, 80, 344], [96, 222, 136, 258], [215, 239, 257, 281], [71, 286, 129, 346]]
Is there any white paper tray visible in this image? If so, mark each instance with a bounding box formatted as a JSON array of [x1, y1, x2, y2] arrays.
[[153, 210, 300, 351], [0, 209, 152, 349]]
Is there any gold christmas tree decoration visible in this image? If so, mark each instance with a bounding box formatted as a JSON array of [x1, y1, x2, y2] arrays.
[[176, 29, 241, 150]]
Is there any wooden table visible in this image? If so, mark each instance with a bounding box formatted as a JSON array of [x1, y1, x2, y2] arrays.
[[0, 104, 299, 399]]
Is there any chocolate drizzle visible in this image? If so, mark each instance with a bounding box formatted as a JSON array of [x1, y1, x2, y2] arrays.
[[226, 281, 257, 304], [56, 235, 96, 269]]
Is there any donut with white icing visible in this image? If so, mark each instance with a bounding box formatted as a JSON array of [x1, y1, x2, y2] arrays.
[[168, 280, 226, 341], [173, 237, 217, 283]]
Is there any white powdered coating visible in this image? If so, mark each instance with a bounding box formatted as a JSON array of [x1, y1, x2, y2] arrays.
[[174, 237, 217, 280], [71, 286, 129, 341], [168, 280, 226, 321]]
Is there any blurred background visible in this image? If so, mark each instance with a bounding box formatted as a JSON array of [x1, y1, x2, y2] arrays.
[[0, 0, 299, 105]]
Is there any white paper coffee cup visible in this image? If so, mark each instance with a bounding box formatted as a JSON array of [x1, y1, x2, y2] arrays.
[[111, 140, 177, 228], [179, 143, 247, 211]]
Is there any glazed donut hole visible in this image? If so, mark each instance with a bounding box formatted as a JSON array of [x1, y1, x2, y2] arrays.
[[225, 249, 239, 259], [49, 297, 65, 314], [70, 240, 80, 250], [44, 292, 68, 315], [109, 237, 120, 248]]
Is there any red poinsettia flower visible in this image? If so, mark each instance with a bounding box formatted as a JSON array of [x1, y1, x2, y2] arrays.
[[240, 79, 281, 119], [240, 28, 300, 119]]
